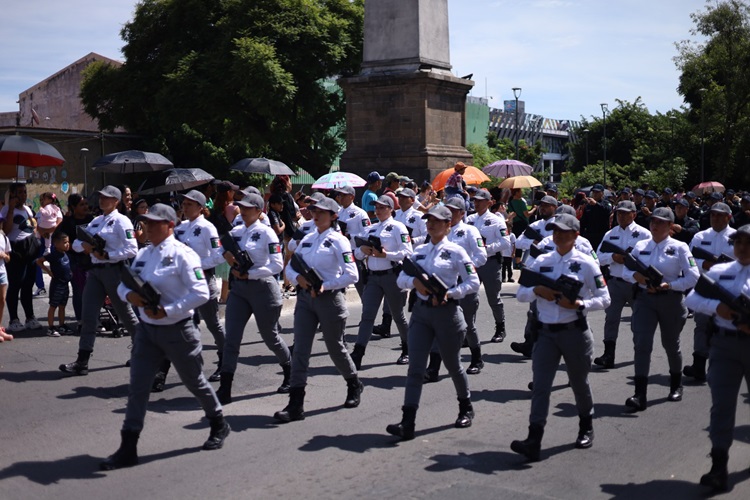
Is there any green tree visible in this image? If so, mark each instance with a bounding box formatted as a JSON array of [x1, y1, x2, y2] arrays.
[[81, 0, 365, 178]]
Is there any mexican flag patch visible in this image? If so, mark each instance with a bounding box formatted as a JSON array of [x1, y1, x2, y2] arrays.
[[465, 263, 476, 274], [125, 229, 134, 239], [362, 219, 371, 227], [476, 238, 485, 247], [194, 268, 205, 280], [688, 257, 696, 267], [269, 243, 282, 254], [210, 237, 221, 249], [595, 274, 607, 288], [401, 234, 411, 243], [591, 250, 597, 260], [343, 252, 354, 263]]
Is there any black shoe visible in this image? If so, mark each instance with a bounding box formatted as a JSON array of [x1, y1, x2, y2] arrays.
[[386, 405, 417, 441], [202, 415, 231, 450], [216, 372, 233, 405], [511, 424, 544, 462], [700, 448, 729, 492], [593, 341, 616, 368], [466, 346, 484, 375], [575, 415, 594, 449], [683, 354, 707, 382], [491, 323, 506, 343], [510, 341, 531, 357], [423, 369, 439, 383], [274, 387, 305, 423], [455, 398, 474, 428], [344, 377, 364, 408], [667, 371, 683, 401], [151, 372, 166, 393], [59, 350, 92, 376], [277, 363, 291, 394], [100, 430, 140, 470], [625, 394, 647, 411], [372, 314, 392, 338], [350, 344, 365, 371], [396, 353, 409, 365], [208, 353, 223, 382], [667, 386, 683, 402]]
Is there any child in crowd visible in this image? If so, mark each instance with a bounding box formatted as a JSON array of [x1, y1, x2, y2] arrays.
[[35, 231, 72, 337], [501, 219, 516, 283], [35, 192, 63, 252], [0, 229, 12, 341], [267, 194, 286, 243]]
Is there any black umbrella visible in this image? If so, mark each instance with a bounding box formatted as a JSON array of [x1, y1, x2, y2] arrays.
[[0, 134, 65, 167], [137, 168, 214, 195], [230, 157, 295, 176], [92, 150, 173, 174]]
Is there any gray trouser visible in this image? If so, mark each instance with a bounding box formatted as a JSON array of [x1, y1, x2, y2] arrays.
[[222, 276, 289, 374], [603, 278, 635, 342], [124, 319, 222, 432], [692, 312, 711, 358], [707, 331, 750, 451], [355, 260, 367, 298], [79, 265, 139, 352], [196, 274, 225, 351], [290, 289, 356, 388], [530, 322, 594, 427], [356, 272, 408, 346], [631, 291, 686, 377], [460, 293, 480, 348], [405, 300, 469, 408], [477, 257, 505, 326]]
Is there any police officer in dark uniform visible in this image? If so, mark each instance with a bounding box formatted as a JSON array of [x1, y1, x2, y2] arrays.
[[579, 183, 611, 251], [685, 224, 750, 493], [100, 204, 229, 470], [670, 198, 700, 245], [634, 190, 657, 229]]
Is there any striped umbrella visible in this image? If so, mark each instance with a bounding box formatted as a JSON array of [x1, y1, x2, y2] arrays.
[[312, 171, 366, 189]]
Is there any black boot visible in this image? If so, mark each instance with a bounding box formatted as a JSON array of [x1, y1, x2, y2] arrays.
[[277, 363, 291, 394], [202, 414, 231, 450], [510, 340, 532, 357], [511, 424, 544, 461], [350, 343, 366, 370], [455, 398, 474, 428], [466, 346, 484, 375], [373, 313, 392, 338], [593, 340, 616, 368], [386, 405, 417, 440], [625, 376, 648, 411], [700, 448, 729, 492], [100, 429, 140, 470], [59, 349, 92, 376], [491, 323, 506, 343], [208, 352, 223, 382], [216, 372, 233, 405], [396, 343, 409, 365], [274, 386, 305, 423], [575, 415, 594, 449], [344, 376, 364, 408], [151, 359, 171, 393], [423, 352, 442, 383], [667, 371, 683, 402], [683, 353, 707, 382]]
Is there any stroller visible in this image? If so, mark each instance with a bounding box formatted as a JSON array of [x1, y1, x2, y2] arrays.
[[98, 295, 127, 338]]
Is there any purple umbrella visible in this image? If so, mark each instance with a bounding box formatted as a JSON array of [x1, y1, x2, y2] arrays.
[[483, 159, 533, 178]]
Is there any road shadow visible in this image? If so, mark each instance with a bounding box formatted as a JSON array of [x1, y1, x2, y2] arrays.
[[599, 475, 749, 499], [472, 384, 570, 405], [58, 383, 129, 400], [361, 374, 406, 391], [0, 370, 70, 382], [482, 352, 531, 365], [299, 433, 394, 453], [424, 442, 575, 474], [183, 414, 275, 432]]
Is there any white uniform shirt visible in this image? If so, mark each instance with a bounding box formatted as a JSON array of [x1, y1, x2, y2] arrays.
[[285, 227, 358, 292], [690, 226, 736, 271], [685, 260, 750, 331], [227, 220, 284, 279], [501, 233, 516, 258], [448, 221, 488, 268], [517, 248, 611, 324], [353, 216, 413, 271], [622, 237, 700, 291], [72, 210, 137, 264], [117, 235, 209, 325], [338, 203, 372, 243], [395, 206, 428, 246], [515, 217, 554, 251], [529, 235, 598, 265], [174, 215, 225, 270], [467, 210, 510, 258], [397, 238, 480, 301], [597, 222, 652, 278]]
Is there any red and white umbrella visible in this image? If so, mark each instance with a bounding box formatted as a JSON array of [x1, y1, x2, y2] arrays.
[[0, 134, 65, 168]]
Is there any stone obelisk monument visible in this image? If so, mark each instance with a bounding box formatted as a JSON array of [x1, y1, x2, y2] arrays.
[[339, 0, 474, 183]]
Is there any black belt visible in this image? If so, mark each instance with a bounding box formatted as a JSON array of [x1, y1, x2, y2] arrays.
[[634, 287, 682, 297], [297, 286, 343, 297], [611, 276, 628, 283], [416, 298, 457, 308], [91, 261, 124, 269], [539, 319, 587, 332], [204, 267, 216, 278], [369, 265, 402, 276]]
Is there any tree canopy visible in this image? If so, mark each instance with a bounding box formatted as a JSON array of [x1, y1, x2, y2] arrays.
[[81, 0, 364, 178]]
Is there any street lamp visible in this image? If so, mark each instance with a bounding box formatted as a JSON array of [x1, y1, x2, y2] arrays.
[[513, 87, 522, 160], [600, 103, 608, 188], [583, 129, 590, 167], [80, 147, 89, 195], [699, 88, 707, 183]]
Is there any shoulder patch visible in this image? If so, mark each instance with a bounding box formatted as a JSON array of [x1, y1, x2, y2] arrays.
[[476, 237, 485, 248], [269, 243, 282, 254], [125, 229, 134, 239], [401, 233, 411, 244], [343, 252, 354, 263], [210, 237, 221, 249], [194, 268, 205, 280], [595, 274, 607, 289], [688, 256, 696, 267], [465, 263, 476, 274]]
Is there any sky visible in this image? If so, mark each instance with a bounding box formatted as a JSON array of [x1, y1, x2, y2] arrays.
[[1, 0, 709, 122]]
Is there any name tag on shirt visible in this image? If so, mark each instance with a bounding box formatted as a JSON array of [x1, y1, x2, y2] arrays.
[[302, 242, 312, 248], [135, 261, 145, 267], [609, 236, 620, 240], [719, 275, 733, 280], [415, 255, 426, 261], [640, 251, 651, 256], [700, 241, 712, 245], [540, 266, 553, 273]]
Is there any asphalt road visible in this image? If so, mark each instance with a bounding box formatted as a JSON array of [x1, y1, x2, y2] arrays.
[[1, 280, 748, 499]]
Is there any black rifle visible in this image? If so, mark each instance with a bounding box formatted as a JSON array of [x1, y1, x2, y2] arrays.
[[694, 274, 750, 327], [402, 257, 449, 303], [76, 226, 106, 255], [518, 268, 584, 303], [529, 244, 549, 259], [219, 233, 254, 275], [337, 220, 349, 236], [524, 226, 544, 242], [290, 253, 324, 293], [354, 235, 383, 252], [691, 246, 734, 264], [599, 240, 663, 288], [121, 265, 161, 314], [292, 227, 308, 241]]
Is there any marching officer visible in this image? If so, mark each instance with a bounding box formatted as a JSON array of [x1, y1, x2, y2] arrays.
[[60, 185, 139, 375], [274, 197, 363, 423], [685, 225, 750, 493], [512, 214, 610, 461], [351, 195, 413, 369], [683, 202, 735, 382], [595, 200, 652, 368], [622, 207, 699, 411], [100, 204, 229, 470], [386, 205, 480, 440], [333, 186, 371, 298], [216, 193, 291, 404]]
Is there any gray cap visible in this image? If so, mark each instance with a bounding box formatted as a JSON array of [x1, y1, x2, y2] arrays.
[[305, 192, 327, 203], [422, 205, 452, 221], [98, 185, 121, 200], [399, 175, 413, 183], [242, 186, 261, 196], [741, 195, 750, 204], [545, 214, 580, 232], [373, 195, 395, 210], [675, 198, 690, 207], [179, 190, 206, 207], [311, 197, 340, 213], [333, 185, 355, 196], [709, 202, 732, 214], [540, 195, 558, 206], [615, 200, 637, 212], [709, 192, 723, 201], [686, 191, 696, 199], [729, 224, 750, 242], [471, 189, 492, 201], [137, 203, 178, 224], [444, 196, 466, 211], [634, 189, 645, 196], [555, 204, 576, 216], [235, 193, 265, 209], [651, 207, 675, 222], [397, 188, 417, 199], [591, 183, 604, 192], [644, 190, 658, 199]]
